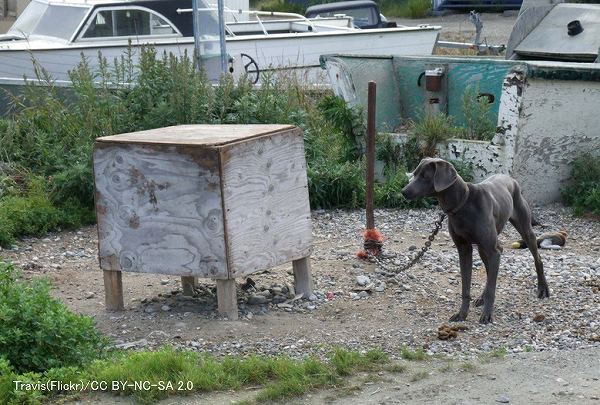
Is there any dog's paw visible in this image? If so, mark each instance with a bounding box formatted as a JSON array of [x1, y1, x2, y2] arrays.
[[473, 297, 484, 307], [479, 312, 493, 324], [537, 284, 550, 299], [449, 313, 467, 322]]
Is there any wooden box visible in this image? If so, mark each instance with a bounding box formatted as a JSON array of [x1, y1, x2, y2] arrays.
[[93, 124, 313, 318]]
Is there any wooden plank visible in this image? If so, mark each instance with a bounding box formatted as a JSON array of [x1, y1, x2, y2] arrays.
[[216, 279, 238, 320], [292, 257, 313, 298], [94, 143, 228, 278], [103, 270, 124, 311], [181, 276, 198, 296], [96, 125, 295, 146], [220, 128, 313, 277]]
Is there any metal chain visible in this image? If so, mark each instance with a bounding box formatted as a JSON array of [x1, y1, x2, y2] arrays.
[[365, 212, 447, 275]]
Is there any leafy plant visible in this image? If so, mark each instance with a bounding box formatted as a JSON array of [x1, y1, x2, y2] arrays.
[[0, 260, 106, 373], [462, 84, 496, 141], [562, 153, 600, 216], [318, 95, 365, 160], [411, 113, 456, 158]]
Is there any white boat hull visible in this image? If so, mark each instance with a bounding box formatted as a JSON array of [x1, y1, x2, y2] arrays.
[[0, 27, 440, 84]]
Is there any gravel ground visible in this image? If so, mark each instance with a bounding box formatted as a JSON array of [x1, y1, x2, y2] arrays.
[[3, 204, 599, 360]]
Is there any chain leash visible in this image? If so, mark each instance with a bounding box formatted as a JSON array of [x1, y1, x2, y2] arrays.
[[365, 212, 446, 275]]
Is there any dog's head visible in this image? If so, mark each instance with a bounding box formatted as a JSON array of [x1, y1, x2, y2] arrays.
[[401, 158, 459, 200]]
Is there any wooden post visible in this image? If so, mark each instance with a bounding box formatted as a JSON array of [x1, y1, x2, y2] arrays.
[[293, 256, 313, 298], [216, 279, 238, 320], [103, 270, 124, 311], [181, 276, 198, 296], [366, 81, 377, 230]]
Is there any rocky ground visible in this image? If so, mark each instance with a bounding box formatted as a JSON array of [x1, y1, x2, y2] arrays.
[[2, 205, 599, 362]]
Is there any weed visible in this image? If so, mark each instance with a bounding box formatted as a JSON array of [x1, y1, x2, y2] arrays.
[[562, 153, 600, 216], [409, 370, 429, 382], [400, 346, 428, 361], [461, 84, 496, 141], [411, 113, 456, 158], [439, 362, 453, 372], [489, 347, 508, 358], [385, 363, 408, 373], [460, 362, 477, 372], [331, 348, 388, 376]]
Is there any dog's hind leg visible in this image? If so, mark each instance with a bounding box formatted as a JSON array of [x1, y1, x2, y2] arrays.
[[473, 264, 487, 307], [450, 241, 473, 322], [509, 193, 550, 299], [477, 242, 501, 324]]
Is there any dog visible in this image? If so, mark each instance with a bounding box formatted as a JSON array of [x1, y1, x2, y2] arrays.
[[401, 158, 550, 324]]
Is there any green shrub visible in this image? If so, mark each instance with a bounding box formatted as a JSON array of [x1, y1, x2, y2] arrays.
[[562, 154, 600, 216], [450, 159, 474, 182], [412, 113, 456, 158], [308, 160, 365, 209], [393, 0, 431, 18], [0, 260, 106, 373], [461, 85, 496, 141], [318, 94, 364, 160]]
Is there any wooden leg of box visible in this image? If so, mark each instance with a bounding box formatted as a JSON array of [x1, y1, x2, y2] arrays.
[[103, 270, 124, 311], [293, 256, 313, 298], [181, 276, 197, 296], [216, 279, 238, 320]]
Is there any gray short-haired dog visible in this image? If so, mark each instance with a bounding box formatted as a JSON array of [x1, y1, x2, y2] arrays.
[[401, 158, 550, 324]]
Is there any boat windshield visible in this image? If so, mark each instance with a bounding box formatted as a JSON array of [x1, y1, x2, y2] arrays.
[[7, 1, 89, 40]]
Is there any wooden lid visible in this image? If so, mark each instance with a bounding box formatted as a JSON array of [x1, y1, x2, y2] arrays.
[[95, 124, 296, 146]]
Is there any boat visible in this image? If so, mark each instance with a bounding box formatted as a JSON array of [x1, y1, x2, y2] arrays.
[[0, 0, 440, 86]]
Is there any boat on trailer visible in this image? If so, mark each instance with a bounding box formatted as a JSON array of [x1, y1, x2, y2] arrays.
[[0, 0, 441, 85]]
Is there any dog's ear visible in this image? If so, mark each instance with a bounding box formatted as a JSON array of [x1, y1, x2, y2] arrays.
[[433, 160, 458, 192]]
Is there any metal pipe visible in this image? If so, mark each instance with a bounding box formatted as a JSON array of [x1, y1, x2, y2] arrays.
[[366, 81, 376, 230], [217, 0, 228, 74], [191, 0, 202, 71]]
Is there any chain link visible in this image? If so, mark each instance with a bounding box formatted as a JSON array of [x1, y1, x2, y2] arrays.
[[364, 212, 446, 275]]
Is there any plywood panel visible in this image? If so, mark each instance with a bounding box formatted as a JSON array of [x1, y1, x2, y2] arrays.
[[94, 143, 228, 278], [220, 128, 312, 277], [96, 124, 295, 146]]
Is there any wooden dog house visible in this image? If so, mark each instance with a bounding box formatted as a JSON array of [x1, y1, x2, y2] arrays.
[[93, 124, 313, 319]]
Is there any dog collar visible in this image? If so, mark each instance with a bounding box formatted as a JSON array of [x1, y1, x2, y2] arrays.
[[445, 186, 470, 216]]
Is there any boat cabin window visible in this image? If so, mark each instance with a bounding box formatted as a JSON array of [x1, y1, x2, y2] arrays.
[[309, 7, 377, 28], [82, 7, 178, 39], [7, 0, 89, 40]]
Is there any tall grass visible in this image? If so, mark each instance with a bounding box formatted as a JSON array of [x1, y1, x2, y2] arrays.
[[390, 0, 431, 19]]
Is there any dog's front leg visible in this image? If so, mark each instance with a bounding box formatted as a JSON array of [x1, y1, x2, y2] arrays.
[[478, 244, 501, 324], [450, 241, 473, 322]]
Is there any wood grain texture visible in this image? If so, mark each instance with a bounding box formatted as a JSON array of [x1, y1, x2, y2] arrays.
[[220, 128, 313, 277], [94, 143, 228, 278], [292, 257, 313, 298], [216, 279, 238, 320], [103, 270, 124, 311], [181, 276, 198, 296], [96, 125, 295, 146]]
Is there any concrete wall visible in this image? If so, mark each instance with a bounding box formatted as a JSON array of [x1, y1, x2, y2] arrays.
[[322, 55, 600, 205]]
